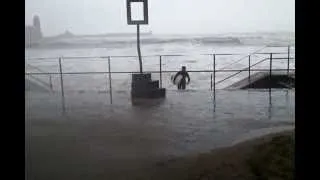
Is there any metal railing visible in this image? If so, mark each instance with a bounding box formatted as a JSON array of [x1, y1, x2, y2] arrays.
[[25, 64, 53, 90], [25, 45, 295, 107]]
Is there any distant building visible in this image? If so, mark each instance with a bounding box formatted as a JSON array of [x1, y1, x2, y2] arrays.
[[25, 15, 43, 47], [56, 30, 75, 38]]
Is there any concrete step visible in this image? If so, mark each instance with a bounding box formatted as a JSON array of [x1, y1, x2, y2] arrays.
[[131, 88, 166, 99], [132, 73, 151, 82], [131, 73, 165, 99], [131, 80, 159, 90]]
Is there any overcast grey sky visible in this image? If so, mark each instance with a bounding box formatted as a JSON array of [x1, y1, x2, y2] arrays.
[[25, 0, 295, 36]]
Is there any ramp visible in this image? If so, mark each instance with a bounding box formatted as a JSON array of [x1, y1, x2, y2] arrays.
[[226, 72, 295, 89]]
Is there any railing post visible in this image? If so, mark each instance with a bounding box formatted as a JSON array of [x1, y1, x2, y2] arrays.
[[213, 54, 216, 101], [58, 57, 66, 113], [268, 88, 272, 120], [159, 55, 162, 88], [210, 73, 213, 91], [287, 45, 290, 76], [108, 56, 113, 104], [49, 75, 53, 91], [269, 53, 273, 90], [248, 55, 251, 84]]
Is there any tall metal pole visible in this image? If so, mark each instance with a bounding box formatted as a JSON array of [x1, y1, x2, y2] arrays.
[[213, 54, 216, 101], [58, 57, 66, 113], [269, 53, 273, 90], [269, 53, 273, 77], [108, 56, 113, 104], [287, 45, 290, 76], [268, 53, 273, 119], [137, 24, 143, 73], [248, 55, 251, 84]]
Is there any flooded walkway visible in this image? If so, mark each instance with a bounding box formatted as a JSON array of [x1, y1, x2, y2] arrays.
[[25, 89, 294, 179]]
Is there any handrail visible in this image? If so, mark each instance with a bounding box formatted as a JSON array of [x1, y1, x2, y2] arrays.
[[215, 46, 295, 71], [26, 64, 48, 74], [218, 46, 269, 70], [213, 45, 295, 87], [215, 57, 270, 85], [25, 68, 296, 75], [26, 64, 53, 90], [27, 74, 53, 91], [25, 45, 294, 61], [218, 53, 262, 71]]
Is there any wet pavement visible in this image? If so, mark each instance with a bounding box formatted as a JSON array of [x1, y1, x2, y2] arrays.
[[25, 89, 294, 179]]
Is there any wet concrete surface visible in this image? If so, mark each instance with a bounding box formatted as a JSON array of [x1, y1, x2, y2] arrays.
[[25, 89, 294, 179]]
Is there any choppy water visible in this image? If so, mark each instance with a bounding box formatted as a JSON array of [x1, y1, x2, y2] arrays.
[[26, 89, 294, 154], [25, 89, 294, 179]]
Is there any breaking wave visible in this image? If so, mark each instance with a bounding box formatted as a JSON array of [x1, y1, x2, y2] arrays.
[[27, 33, 294, 49]]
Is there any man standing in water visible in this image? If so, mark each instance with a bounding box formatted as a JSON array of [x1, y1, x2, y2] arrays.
[[173, 66, 190, 90]]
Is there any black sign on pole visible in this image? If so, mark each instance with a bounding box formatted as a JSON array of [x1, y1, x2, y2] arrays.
[[126, 0, 149, 73], [126, 0, 149, 25]]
